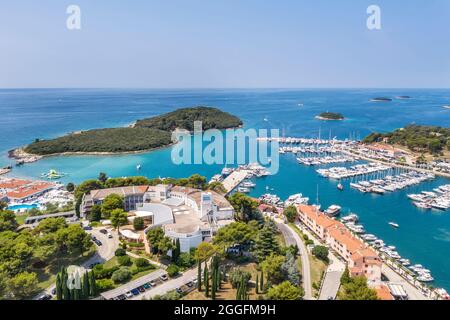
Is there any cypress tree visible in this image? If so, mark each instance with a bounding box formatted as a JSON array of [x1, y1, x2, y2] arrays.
[[205, 267, 210, 297], [255, 273, 259, 294], [82, 271, 90, 299], [56, 273, 63, 300], [89, 271, 97, 297], [62, 269, 70, 301], [197, 261, 202, 291], [260, 271, 264, 292]]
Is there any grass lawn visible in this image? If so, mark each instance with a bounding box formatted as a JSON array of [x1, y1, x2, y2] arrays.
[[310, 256, 327, 297], [15, 213, 29, 225], [101, 255, 158, 284]]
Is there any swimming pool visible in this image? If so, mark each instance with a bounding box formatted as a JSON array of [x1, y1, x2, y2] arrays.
[[8, 203, 39, 211]]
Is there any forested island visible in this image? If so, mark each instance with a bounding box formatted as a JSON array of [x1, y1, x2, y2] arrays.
[[363, 125, 450, 155], [134, 106, 242, 131], [315, 112, 344, 121], [15, 107, 242, 158], [370, 97, 392, 102]]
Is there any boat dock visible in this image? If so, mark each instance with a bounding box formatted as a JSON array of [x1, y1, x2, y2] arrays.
[[0, 167, 12, 176], [222, 170, 252, 194]]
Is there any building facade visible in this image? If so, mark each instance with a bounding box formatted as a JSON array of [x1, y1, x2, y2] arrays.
[[297, 204, 382, 285]]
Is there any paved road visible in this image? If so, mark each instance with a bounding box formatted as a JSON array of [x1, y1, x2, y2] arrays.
[[130, 266, 198, 300], [277, 223, 312, 300], [318, 249, 345, 300], [381, 264, 429, 300]]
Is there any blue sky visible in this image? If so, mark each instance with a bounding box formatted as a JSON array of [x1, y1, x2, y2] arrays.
[[0, 0, 449, 88]]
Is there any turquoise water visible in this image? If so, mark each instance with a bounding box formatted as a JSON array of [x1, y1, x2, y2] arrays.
[[1, 88, 450, 290], [8, 203, 39, 211]]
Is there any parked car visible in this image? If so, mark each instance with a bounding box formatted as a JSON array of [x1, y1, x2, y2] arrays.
[[186, 281, 194, 288], [107, 232, 113, 239], [117, 294, 127, 300], [125, 291, 133, 298], [160, 274, 168, 281], [149, 280, 157, 287], [176, 287, 183, 294], [143, 283, 151, 289], [138, 286, 146, 293], [83, 226, 93, 231], [99, 229, 108, 234], [91, 235, 97, 241], [51, 288, 57, 295], [94, 239, 103, 246], [38, 294, 52, 300], [131, 289, 140, 296]]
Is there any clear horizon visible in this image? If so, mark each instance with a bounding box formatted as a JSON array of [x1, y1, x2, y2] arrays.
[[1, 1, 449, 88]]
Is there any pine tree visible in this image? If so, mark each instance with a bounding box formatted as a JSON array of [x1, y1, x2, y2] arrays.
[[197, 261, 202, 291], [172, 238, 181, 262]]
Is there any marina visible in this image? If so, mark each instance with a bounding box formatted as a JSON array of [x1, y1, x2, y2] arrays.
[[407, 184, 450, 211]]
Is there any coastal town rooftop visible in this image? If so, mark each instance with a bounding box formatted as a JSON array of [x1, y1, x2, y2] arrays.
[[5, 181, 56, 201]]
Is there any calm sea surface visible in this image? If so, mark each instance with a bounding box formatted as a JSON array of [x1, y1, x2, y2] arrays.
[[1, 88, 450, 290]]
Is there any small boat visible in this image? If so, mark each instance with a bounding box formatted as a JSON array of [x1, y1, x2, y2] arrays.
[[41, 169, 66, 180], [389, 222, 399, 228], [237, 187, 250, 193], [263, 117, 269, 122], [136, 164, 142, 170], [337, 183, 344, 191], [325, 205, 341, 217], [241, 181, 256, 188]]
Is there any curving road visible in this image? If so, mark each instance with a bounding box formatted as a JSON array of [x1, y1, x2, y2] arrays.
[[277, 222, 312, 300]]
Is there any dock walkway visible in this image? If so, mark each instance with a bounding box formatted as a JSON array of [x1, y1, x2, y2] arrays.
[[222, 170, 251, 194]]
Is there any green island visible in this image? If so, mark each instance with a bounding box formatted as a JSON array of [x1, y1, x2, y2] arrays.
[[363, 124, 450, 155], [315, 112, 344, 121], [20, 107, 242, 156]]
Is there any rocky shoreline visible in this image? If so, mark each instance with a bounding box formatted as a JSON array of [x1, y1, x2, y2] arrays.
[[8, 148, 43, 165]]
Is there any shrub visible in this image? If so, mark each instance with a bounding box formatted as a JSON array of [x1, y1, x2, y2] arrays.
[[117, 255, 131, 266], [115, 248, 126, 256], [133, 217, 145, 230], [96, 279, 115, 292], [111, 267, 132, 283], [93, 264, 120, 280], [166, 264, 180, 278], [312, 245, 329, 263], [135, 258, 149, 268]]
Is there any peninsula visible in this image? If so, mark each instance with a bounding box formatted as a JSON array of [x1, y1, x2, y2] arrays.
[[315, 112, 344, 121], [363, 124, 450, 156], [10, 107, 242, 162]]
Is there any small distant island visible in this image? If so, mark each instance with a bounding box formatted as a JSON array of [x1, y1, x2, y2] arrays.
[[395, 96, 411, 100], [370, 97, 392, 102], [315, 112, 344, 121], [10, 107, 242, 162], [363, 124, 450, 156]]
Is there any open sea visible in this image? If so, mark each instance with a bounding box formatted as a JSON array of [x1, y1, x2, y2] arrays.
[[1, 88, 450, 290]]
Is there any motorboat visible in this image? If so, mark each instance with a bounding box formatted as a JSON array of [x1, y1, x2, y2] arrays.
[[337, 183, 344, 191], [389, 222, 399, 228], [325, 205, 341, 217], [237, 187, 250, 193]]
